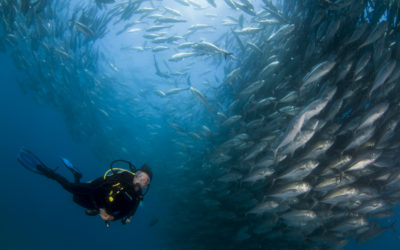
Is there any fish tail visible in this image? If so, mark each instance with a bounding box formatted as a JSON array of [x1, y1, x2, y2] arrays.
[[272, 148, 277, 161], [269, 178, 276, 189], [273, 100, 279, 110], [309, 197, 318, 209], [388, 220, 396, 232]]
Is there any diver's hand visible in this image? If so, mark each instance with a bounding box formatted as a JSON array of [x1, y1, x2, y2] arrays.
[[99, 209, 115, 221], [121, 216, 131, 225]]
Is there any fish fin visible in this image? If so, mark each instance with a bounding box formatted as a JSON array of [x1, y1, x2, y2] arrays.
[[308, 175, 319, 183], [248, 165, 255, 174], [309, 197, 319, 209], [271, 146, 278, 161], [302, 190, 310, 199], [268, 178, 276, 190], [273, 100, 279, 110]]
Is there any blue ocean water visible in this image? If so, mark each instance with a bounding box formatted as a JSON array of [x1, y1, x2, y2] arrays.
[[2, 1, 400, 249], [2, 43, 400, 250], [0, 54, 162, 250]]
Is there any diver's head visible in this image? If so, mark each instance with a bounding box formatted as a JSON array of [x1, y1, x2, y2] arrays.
[[133, 164, 152, 189]]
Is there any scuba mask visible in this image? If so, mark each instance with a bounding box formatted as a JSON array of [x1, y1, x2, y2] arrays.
[[105, 160, 151, 196]]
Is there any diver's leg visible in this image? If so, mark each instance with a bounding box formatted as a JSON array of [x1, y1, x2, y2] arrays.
[[37, 165, 100, 211], [37, 165, 94, 194], [36, 165, 73, 190], [60, 158, 82, 183]]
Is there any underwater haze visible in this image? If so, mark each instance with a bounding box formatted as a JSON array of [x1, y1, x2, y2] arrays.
[[2, 0, 400, 249]]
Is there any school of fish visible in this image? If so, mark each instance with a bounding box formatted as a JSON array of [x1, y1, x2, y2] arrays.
[[1, 0, 400, 249]]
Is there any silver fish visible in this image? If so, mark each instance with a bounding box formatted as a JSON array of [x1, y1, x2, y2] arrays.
[[281, 210, 317, 227], [277, 160, 319, 181], [302, 61, 336, 88], [357, 102, 389, 131], [346, 150, 382, 172], [332, 217, 368, 232], [273, 112, 306, 158], [169, 52, 196, 62], [189, 87, 215, 113], [358, 21, 387, 49], [268, 182, 311, 199], [244, 141, 269, 161], [240, 80, 265, 96], [243, 167, 274, 183], [343, 126, 375, 152], [222, 115, 242, 127], [246, 200, 280, 215], [369, 60, 396, 97], [322, 186, 359, 205], [354, 51, 371, 76]]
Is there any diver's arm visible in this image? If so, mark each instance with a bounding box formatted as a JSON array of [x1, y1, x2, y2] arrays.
[[102, 201, 131, 221], [121, 204, 139, 224]]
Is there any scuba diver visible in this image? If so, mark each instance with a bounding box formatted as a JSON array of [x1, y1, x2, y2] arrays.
[[17, 148, 153, 227]]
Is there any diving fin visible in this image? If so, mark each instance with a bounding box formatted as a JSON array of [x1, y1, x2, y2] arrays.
[[61, 157, 82, 182], [17, 148, 51, 175]]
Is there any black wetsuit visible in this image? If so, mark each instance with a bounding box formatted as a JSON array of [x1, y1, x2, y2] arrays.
[[38, 166, 142, 223]]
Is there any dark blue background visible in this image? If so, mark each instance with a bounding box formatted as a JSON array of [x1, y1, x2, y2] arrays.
[[0, 54, 162, 250]]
